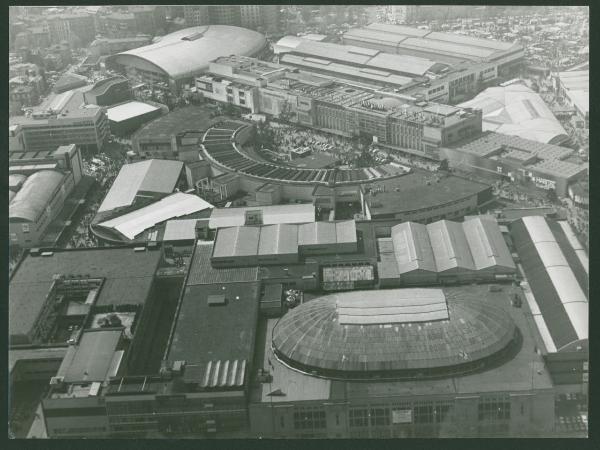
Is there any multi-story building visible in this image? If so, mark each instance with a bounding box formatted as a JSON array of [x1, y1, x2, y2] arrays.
[[240, 5, 280, 32], [183, 5, 279, 32], [183, 5, 210, 26], [9, 144, 83, 248], [274, 34, 518, 104], [441, 132, 588, 197], [45, 12, 96, 46], [208, 5, 241, 26], [341, 23, 525, 98], [198, 58, 481, 160], [95, 6, 166, 38], [9, 88, 110, 152]]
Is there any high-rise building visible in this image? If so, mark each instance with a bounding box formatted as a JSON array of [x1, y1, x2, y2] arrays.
[[184, 5, 279, 31], [183, 5, 210, 26], [209, 5, 241, 26]]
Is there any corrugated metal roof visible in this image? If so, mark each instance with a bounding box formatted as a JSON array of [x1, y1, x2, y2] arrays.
[[9, 170, 65, 222], [98, 193, 212, 240], [427, 220, 475, 272], [558, 221, 588, 274], [258, 224, 299, 256], [98, 159, 183, 213], [400, 37, 494, 60], [462, 216, 515, 271], [517, 216, 588, 347], [212, 226, 259, 258], [390, 222, 437, 274], [426, 31, 516, 51], [337, 288, 448, 325]]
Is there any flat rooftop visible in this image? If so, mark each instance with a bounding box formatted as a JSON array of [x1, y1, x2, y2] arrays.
[[9, 347, 68, 375], [168, 280, 260, 367], [251, 284, 553, 404], [362, 170, 490, 216], [9, 247, 162, 339], [133, 106, 214, 141], [106, 101, 160, 123], [448, 131, 574, 160], [10, 87, 101, 125], [56, 329, 122, 383]]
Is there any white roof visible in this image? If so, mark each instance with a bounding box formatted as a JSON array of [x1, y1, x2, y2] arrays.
[[208, 204, 315, 229], [557, 70, 588, 115], [98, 159, 183, 213], [115, 26, 267, 80], [98, 193, 213, 240], [336, 288, 448, 325], [389, 216, 514, 276], [558, 221, 588, 274], [106, 101, 159, 123], [459, 83, 568, 144], [521, 216, 588, 342], [163, 219, 200, 242]]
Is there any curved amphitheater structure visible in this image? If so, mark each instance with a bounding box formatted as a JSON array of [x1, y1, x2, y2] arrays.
[[201, 121, 410, 187]]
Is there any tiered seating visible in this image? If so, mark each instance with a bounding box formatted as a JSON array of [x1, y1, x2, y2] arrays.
[[202, 123, 408, 186]]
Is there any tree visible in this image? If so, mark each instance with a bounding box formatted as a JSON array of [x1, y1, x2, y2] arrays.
[[300, 5, 312, 23], [438, 158, 450, 171], [546, 188, 558, 204]]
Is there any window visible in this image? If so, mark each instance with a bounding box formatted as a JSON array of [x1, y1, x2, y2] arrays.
[[370, 408, 390, 426], [349, 409, 369, 428], [414, 405, 434, 424], [478, 397, 510, 421], [10, 233, 17, 242], [293, 409, 326, 430], [280, 416, 285, 428], [22, 223, 30, 233], [335, 413, 340, 426]]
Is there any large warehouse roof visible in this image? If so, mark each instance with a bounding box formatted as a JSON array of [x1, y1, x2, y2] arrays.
[[114, 25, 267, 80], [97, 192, 213, 240], [459, 83, 568, 144], [383, 216, 515, 279], [275, 35, 438, 77], [209, 204, 315, 229], [272, 288, 517, 376], [212, 220, 357, 259], [97, 159, 183, 213], [557, 70, 588, 116], [9, 170, 65, 222], [511, 216, 588, 352], [344, 23, 521, 64]]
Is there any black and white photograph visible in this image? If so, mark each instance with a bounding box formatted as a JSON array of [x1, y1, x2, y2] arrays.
[[7, 4, 589, 440]]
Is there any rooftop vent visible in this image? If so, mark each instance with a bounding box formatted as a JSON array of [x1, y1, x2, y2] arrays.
[[182, 31, 205, 41]]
